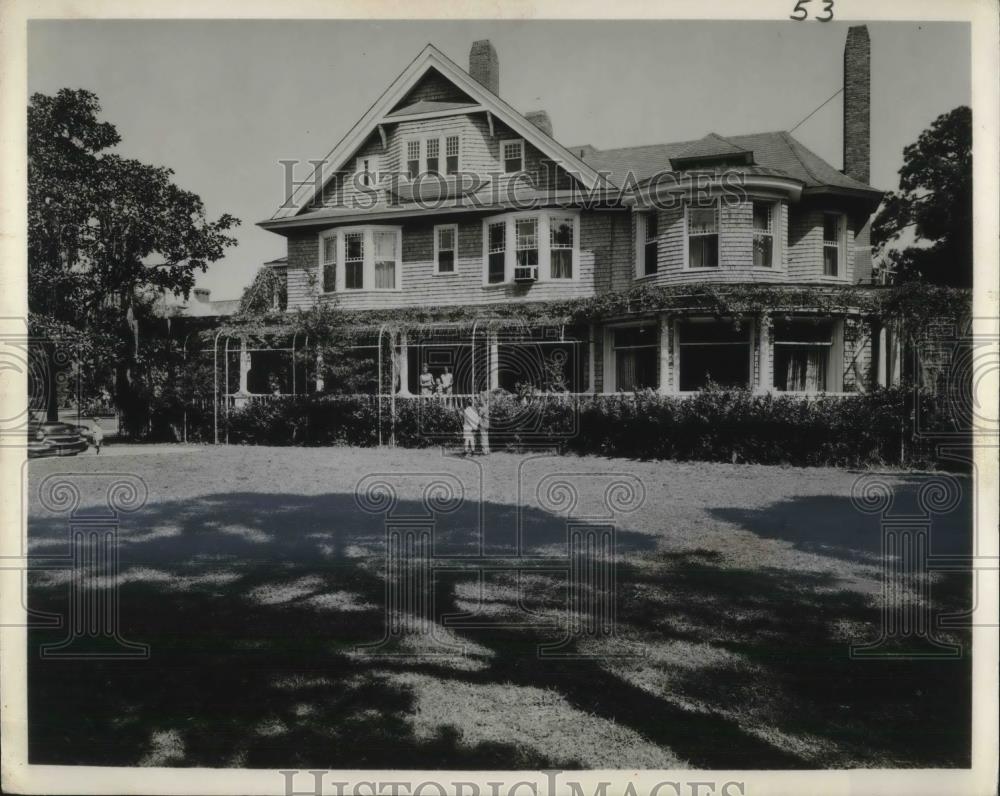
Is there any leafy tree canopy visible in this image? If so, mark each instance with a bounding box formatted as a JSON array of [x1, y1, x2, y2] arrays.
[[872, 105, 972, 287]]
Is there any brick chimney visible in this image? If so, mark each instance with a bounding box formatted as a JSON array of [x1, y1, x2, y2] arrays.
[[843, 25, 870, 184], [469, 40, 499, 95], [525, 110, 553, 138]]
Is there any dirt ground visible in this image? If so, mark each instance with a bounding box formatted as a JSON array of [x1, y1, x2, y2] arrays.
[[25, 445, 973, 769]]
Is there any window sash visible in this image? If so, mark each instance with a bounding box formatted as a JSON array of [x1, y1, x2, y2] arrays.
[[687, 205, 719, 268], [503, 140, 524, 173], [445, 135, 459, 175], [550, 216, 573, 279], [406, 141, 420, 179], [426, 138, 440, 175], [488, 221, 506, 283], [516, 218, 538, 267], [435, 226, 456, 274], [823, 214, 841, 276], [752, 202, 774, 267]]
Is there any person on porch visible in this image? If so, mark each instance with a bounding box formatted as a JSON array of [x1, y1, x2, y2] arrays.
[[419, 363, 434, 395], [439, 366, 453, 395], [462, 398, 480, 455]]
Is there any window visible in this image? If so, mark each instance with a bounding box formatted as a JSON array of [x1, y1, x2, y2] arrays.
[[687, 204, 719, 268], [483, 212, 578, 285], [823, 213, 843, 276], [677, 319, 750, 391], [488, 221, 506, 284], [516, 218, 538, 268], [550, 217, 574, 279], [643, 213, 659, 276], [773, 318, 839, 392], [434, 225, 457, 274], [373, 231, 397, 290], [406, 141, 420, 179], [752, 201, 774, 267], [446, 136, 460, 175], [612, 326, 657, 392], [321, 234, 337, 292], [344, 232, 364, 289], [426, 138, 440, 175], [356, 156, 377, 189], [502, 139, 524, 173]]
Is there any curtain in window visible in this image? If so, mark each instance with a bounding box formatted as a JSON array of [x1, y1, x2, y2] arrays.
[[784, 349, 826, 392], [616, 351, 639, 392], [373, 232, 396, 289]]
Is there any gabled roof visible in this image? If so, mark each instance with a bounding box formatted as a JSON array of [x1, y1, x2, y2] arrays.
[[580, 130, 881, 201], [269, 44, 606, 221]]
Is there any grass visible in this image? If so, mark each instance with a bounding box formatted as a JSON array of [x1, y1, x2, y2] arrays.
[[26, 445, 972, 769]]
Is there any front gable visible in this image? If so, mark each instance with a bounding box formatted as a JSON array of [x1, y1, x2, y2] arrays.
[[268, 44, 605, 222]]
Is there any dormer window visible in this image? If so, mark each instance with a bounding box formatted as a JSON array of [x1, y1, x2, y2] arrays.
[[406, 141, 420, 179], [445, 136, 460, 174], [686, 203, 719, 268], [406, 135, 461, 177], [502, 139, 524, 173], [426, 139, 440, 174]]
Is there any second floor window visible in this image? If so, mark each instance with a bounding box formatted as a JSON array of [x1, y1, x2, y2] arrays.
[[515, 218, 538, 268], [319, 226, 401, 292], [446, 136, 460, 174], [488, 222, 506, 283], [550, 217, 574, 279], [434, 224, 457, 274], [823, 213, 843, 276], [643, 212, 659, 276], [753, 201, 774, 267], [503, 139, 524, 173], [687, 204, 719, 268], [344, 233, 364, 289]]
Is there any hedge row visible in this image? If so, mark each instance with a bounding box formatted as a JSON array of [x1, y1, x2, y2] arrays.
[[167, 387, 959, 468]]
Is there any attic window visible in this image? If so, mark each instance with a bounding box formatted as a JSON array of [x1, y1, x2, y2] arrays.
[[502, 139, 524, 173]]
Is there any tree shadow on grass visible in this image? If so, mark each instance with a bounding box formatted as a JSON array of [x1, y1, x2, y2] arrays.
[[27, 487, 971, 769]]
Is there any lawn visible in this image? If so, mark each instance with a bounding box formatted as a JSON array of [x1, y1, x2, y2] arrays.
[[26, 445, 972, 769]]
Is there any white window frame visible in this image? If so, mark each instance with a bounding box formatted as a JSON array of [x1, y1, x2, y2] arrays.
[[771, 317, 844, 393], [501, 139, 525, 174], [405, 139, 421, 180], [406, 134, 462, 178], [683, 200, 721, 270], [635, 211, 660, 279], [433, 224, 458, 276], [822, 212, 846, 279], [444, 134, 461, 176], [481, 210, 580, 286], [752, 200, 779, 268], [319, 231, 339, 294], [315, 225, 402, 293], [355, 156, 379, 189], [549, 215, 576, 280]]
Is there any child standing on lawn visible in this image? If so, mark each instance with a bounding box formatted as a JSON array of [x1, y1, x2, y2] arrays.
[[462, 399, 480, 455], [90, 418, 104, 455]]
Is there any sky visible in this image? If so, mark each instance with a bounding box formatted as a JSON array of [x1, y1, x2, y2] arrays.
[[27, 19, 970, 300]]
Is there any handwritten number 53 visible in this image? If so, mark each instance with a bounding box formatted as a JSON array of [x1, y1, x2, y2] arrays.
[[790, 0, 834, 21]]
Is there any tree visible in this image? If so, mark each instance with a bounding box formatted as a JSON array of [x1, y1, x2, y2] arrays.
[[871, 106, 972, 288], [28, 89, 240, 427]]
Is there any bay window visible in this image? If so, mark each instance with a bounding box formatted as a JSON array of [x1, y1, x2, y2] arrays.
[[611, 326, 657, 392], [317, 226, 402, 292], [482, 211, 580, 285], [677, 319, 750, 391], [434, 224, 457, 274], [752, 201, 775, 267], [823, 213, 843, 276], [687, 204, 719, 268], [773, 318, 840, 392]]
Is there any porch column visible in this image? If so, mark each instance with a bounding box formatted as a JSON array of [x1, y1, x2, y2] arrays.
[[756, 312, 772, 393], [657, 314, 671, 394], [877, 325, 888, 387], [397, 331, 411, 395], [587, 323, 596, 394], [488, 331, 499, 391], [889, 325, 902, 385]]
